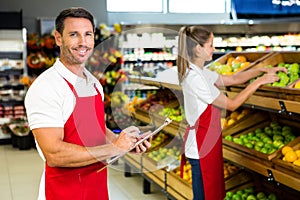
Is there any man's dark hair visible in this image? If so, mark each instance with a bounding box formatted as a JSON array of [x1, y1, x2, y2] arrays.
[[55, 7, 95, 35]]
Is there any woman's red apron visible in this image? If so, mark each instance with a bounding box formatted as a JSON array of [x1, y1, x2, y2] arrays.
[[181, 104, 225, 200], [45, 79, 109, 200]]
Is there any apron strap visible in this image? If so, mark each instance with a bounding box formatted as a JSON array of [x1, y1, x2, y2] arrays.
[[63, 78, 79, 98], [180, 120, 199, 178]]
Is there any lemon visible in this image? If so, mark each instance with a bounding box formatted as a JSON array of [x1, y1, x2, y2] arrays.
[[230, 111, 240, 120], [293, 159, 300, 167], [227, 119, 236, 126], [237, 113, 245, 120], [295, 150, 300, 158], [294, 80, 300, 89], [285, 150, 298, 163], [281, 146, 293, 156]]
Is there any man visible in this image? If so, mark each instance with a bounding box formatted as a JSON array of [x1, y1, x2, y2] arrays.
[[25, 7, 151, 200]]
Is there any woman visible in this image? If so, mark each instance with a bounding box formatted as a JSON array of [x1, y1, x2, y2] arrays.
[[177, 26, 286, 200]]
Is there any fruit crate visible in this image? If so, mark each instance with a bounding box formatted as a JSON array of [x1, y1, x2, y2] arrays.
[[165, 162, 252, 200], [224, 176, 296, 200], [272, 137, 300, 178], [124, 154, 142, 171], [222, 110, 267, 137], [230, 51, 300, 100], [223, 113, 300, 162], [286, 78, 300, 101], [165, 167, 193, 200], [210, 51, 274, 75], [224, 162, 253, 191], [141, 155, 167, 189]]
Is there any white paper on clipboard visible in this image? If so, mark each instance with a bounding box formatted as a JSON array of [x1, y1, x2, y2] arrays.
[[97, 117, 172, 172]]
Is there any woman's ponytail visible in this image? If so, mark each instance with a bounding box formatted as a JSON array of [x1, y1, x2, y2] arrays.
[[177, 26, 190, 84]]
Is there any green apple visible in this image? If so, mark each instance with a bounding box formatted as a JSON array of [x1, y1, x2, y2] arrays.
[[232, 193, 242, 200], [256, 192, 266, 199], [254, 145, 262, 152], [226, 191, 234, 198], [245, 142, 254, 149], [256, 141, 264, 148], [246, 194, 257, 200], [260, 147, 268, 154], [225, 135, 233, 141], [272, 140, 283, 148], [268, 193, 277, 200], [268, 148, 276, 154], [244, 187, 254, 194]]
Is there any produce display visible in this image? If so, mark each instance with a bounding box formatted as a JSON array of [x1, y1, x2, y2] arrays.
[[280, 145, 300, 166], [221, 108, 253, 129], [224, 162, 240, 179], [224, 187, 277, 200], [10, 124, 30, 136], [224, 121, 297, 154], [123, 96, 145, 114], [172, 161, 240, 185], [209, 55, 251, 75], [249, 63, 300, 87], [135, 89, 177, 111], [158, 106, 185, 122], [174, 161, 192, 183], [290, 79, 300, 89], [147, 146, 181, 163], [122, 52, 300, 198], [110, 91, 130, 107], [148, 132, 170, 150]]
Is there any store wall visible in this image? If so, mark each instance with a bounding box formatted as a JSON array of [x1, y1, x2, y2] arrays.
[[0, 0, 107, 33]]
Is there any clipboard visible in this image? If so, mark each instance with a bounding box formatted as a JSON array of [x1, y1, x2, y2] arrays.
[[97, 117, 172, 172]]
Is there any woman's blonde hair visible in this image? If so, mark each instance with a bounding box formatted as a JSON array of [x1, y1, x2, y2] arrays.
[[177, 26, 212, 84]]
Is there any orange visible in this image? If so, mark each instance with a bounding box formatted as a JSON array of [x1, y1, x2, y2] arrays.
[[226, 57, 235, 67], [222, 71, 233, 75], [281, 146, 293, 156], [240, 61, 250, 69], [285, 150, 297, 163], [235, 55, 247, 63], [231, 59, 241, 65], [230, 111, 240, 120]]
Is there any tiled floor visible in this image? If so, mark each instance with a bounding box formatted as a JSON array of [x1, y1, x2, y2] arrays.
[[0, 144, 167, 200]]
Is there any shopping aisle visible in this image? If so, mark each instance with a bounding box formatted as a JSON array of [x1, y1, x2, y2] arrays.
[[0, 144, 166, 200]]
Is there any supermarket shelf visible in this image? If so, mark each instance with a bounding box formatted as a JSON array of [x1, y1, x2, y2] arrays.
[[225, 91, 300, 115], [129, 75, 300, 194], [223, 146, 300, 192], [128, 76, 182, 91], [130, 76, 300, 116], [134, 110, 186, 137]]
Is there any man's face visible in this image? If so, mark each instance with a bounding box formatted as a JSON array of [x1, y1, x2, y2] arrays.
[[55, 17, 94, 66]]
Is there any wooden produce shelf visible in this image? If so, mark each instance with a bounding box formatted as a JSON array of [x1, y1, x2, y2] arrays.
[[226, 91, 282, 111], [223, 145, 300, 191], [271, 168, 300, 192], [165, 170, 193, 200], [223, 145, 273, 176], [129, 76, 182, 91], [124, 154, 142, 171], [134, 110, 186, 137], [142, 156, 166, 189]]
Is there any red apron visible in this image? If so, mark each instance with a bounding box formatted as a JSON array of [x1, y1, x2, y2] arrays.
[[181, 104, 225, 200], [45, 79, 108, 200]]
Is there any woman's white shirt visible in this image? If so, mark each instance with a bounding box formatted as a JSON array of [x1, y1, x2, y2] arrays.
[[181, 63, 220, 159]]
